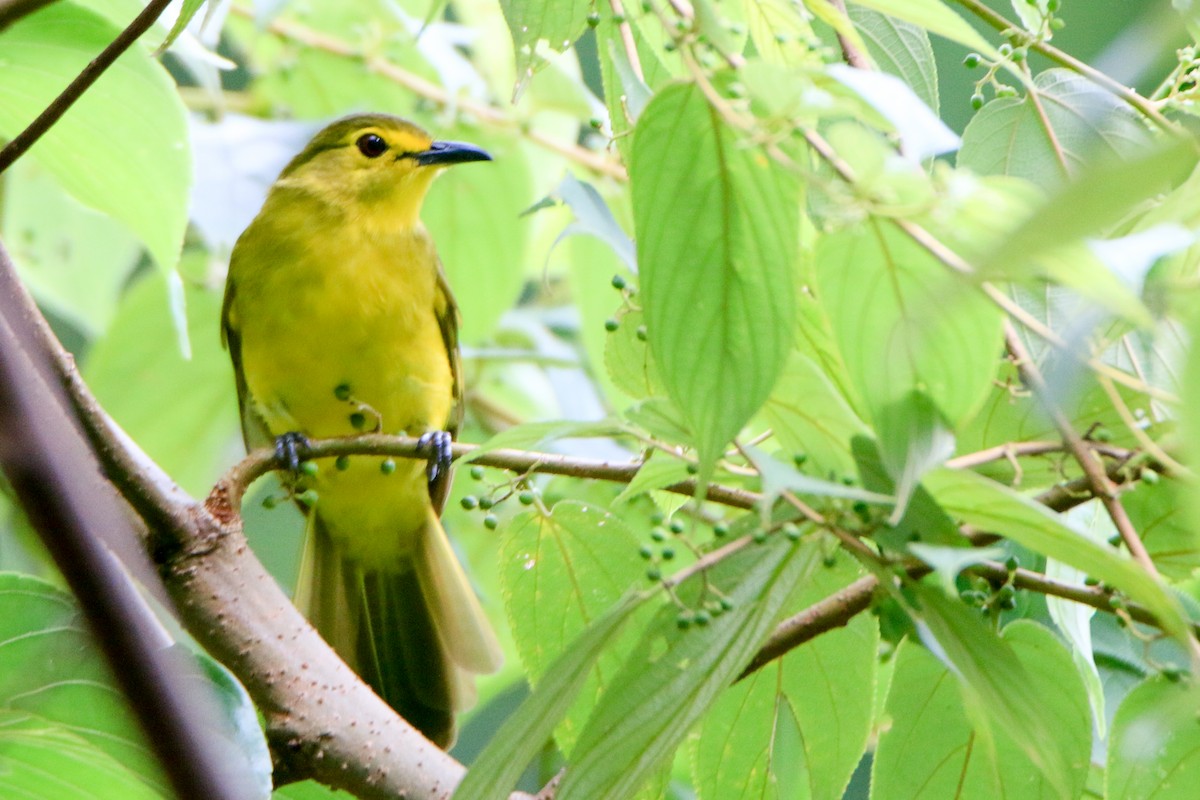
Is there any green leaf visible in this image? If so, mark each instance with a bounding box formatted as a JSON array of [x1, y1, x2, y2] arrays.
[[424, 132, 532, 343], [83, 269, 240, 497], [921, 468, 1191, 642], [615, 454, 694, 503], [908, 592, 1085, 798], [274, 781, 353, 799], [958, 69, 1151, 192], [848, 6, 939, 115], [156, 0, 207, 53], [816, 220, 1002, 431], [1107, 677, 1200, 799], [499, 0, 589, 89], [551, 174, 636, 271], [0, 157, 141, 336], [0, 2, 191, 272], [761, 352, 870, 479], [604, 308, 665, 400], [746, 0, 822, 67], [1124, 478, 1200, 581], [558, 538, 820, 799], [0, 573, 167, 793], [693, 556, 877, 800], [874, 621, 1091, 799], [845, 0, 998, 56], [631, 82, 800, 469], [500, 503, 644, 750], [452, 592, 646, 800], [975, 137, 1199, 285], [0, 712, 164, 800], [461, 419, 623, 463]]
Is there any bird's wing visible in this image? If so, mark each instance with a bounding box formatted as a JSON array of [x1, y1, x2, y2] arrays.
[[220, 278, 275, 452]]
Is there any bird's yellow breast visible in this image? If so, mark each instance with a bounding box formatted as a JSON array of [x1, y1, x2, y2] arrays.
[[227, 194, 454, 561]]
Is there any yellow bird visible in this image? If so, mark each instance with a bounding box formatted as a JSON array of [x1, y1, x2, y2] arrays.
[[221, 113, 502, 747]]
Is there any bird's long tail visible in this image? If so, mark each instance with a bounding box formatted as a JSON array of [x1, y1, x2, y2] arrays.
[[295, 508, 502, 747]]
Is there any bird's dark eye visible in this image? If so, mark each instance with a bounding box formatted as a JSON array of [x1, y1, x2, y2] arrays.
[[356, 133, 388, 158]]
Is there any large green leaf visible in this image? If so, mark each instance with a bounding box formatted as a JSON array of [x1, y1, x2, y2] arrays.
[[848, 6, 939, 115], [845, 0, 997, 56], [958, 69, 1151, 192], [922, 468, 1191, 641], [0, 2, 190, 272], [873, 621, 1090, 799], [1107, 677, 1200, 799], [500, 502, 644, 751], [693, 557, 877, 799], [631, 82, 800, 469], [499, 0, 590, 87], [558, 538, 819, 799], [0, 712, 164, 800]]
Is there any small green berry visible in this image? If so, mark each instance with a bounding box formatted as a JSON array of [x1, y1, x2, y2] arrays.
[[1083, 576, 1100, 586], [1047, 0, 1060, 10], [479, 496, 495, 510], [646, 566, 662, 581], [651, 528, 667, 542], [518, 490, 536, 505], [484, 513, 499, 530], [586, 10, 600, 27], [1109, 595, 1125, 610], [970, 93, 984, 110], [650, 510, 665, 525], [1092, 427, 1113, 442], [1108, 534, 1122, 547], [660, 546, 676, 560], [996, 86, 1018, 98], [963, 53, 981, 68], [1141, 469, 1160, 485], [638, 544, 654, 560], [334, 383, 351, 400], [1049, 16, 1064, 29], [718, 597, 733, 611], [998, 43, 1012, 57], [713, 522, 729, 538], [782, 522, 801, 541], [611, 274, 627, 290], [604, 317, 619, 332], [996, 585, 1016, 602], [335, 455, 350, 471], [752, 529, 768, 544], [589, 117, 603, 130], [380, 458, 396, 475], [470, 465, 484, 480], [635, 325, 648, 341], [612, 13, 625, 23], [668, 519, 685, 535], [1005, 555, 1019, 572], [349, 412, 367, 430], [262, 495, 279, 509], [999, 596, 1017, 611], [297, 489, 319, 507], [793, 453, 807, 467], [676, 612, 692, 629], [1011, 48, 1025, 62], [300, 460, 319, 477], [685, 463, 698, 475], [694, 609, 712, 626], [461, 495, 479, 510]]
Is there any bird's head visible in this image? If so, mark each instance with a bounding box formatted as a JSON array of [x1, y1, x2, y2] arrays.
[[275, 113, 491, 227]]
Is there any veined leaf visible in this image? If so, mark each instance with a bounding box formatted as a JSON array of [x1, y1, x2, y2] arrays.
[[500, 503, 644, 751], [846, 0, 997, 56], [631, 82, 800, 471], [452, 592, 646, 800], [694, 556, 877, 799], [958, 69, 1151, 192], [1107, 677, 1200, 799], [499, 0, 589, 90], [558, 538, 819, 799], [922, 468, 1191, 642], [848, 6, 939, 115], [0, 2, 190, 272]]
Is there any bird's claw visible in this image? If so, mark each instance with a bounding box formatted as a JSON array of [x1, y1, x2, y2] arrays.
[[275, 431, 311, 473], [419, 430, 453, 508]]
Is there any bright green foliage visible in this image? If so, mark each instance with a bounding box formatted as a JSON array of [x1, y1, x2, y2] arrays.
[[3, 0, 1199, 798], [0, 3, 190, 272], [631, 82, 800, 472]]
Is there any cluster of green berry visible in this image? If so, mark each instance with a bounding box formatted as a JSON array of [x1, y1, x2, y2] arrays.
[[603, 273, 641, 335], [459, 464, 540, 530]]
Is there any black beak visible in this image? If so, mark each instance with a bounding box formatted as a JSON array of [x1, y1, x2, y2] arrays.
[[414, 140, 492, 167]]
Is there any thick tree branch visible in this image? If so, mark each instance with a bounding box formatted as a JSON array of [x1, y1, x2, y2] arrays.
[[0, 253, 249, 800], [0, 0, 173, 173]]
